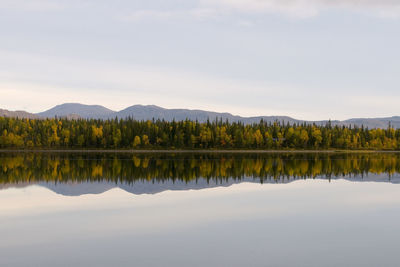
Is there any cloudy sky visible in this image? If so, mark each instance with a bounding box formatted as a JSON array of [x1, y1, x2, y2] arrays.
[[1, 0, 399, 120]]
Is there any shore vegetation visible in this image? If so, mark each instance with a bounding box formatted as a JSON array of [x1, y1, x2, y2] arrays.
[[0, 117, 399, 150]]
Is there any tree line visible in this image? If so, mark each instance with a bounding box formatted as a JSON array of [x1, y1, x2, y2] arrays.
[[0, 116, 399, 150]]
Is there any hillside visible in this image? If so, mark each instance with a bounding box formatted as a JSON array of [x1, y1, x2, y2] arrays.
[[0, 109, 38, 119], [37, 103, 115, 119], [1, 103, 399, 129], [111, 105, 303, 124]]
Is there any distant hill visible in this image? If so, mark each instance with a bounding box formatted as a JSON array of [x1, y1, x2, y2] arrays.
[[1, 103, 399, 129], [341, 117, 400, 129], [109, 106, 400, 129], [111, 105, 303, 124], [37, 103, 115, 119], [0, 108, 38, 119]]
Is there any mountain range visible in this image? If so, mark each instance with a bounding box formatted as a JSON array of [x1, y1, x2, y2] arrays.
[[0, 173, 398, 196], [1, 103, 400, 129], [0, 108, 39, 119]]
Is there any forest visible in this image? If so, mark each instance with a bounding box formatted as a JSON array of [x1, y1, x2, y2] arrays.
[[0, 116, 399, 150]]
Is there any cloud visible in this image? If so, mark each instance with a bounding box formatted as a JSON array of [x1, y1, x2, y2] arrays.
[[1, 50, 343, 119], [119, 10, 175, 22], [0, 0, 64, 11], [3, 49, 399, 121], [200, 0, 318, 18], [117, 0, 400, 22], [119, 8, 220, 22], [3, 0, 400, 20], [1, 47, 399, 120], [237, 20, 254, 27], [199, 0, 400, 18], [0, 50, 289, 115]]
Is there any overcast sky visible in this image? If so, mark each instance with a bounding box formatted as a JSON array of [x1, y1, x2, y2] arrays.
[[1, 0, 399, 120]]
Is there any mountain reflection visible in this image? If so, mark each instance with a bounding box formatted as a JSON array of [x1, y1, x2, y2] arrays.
[[1, 152, 400, 195]]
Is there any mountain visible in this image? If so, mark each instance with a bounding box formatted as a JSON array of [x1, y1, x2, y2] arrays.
[[0, 108, 38, 119], [37, 103, 115, 119], [112, 105, 302, 124], [107, 105, 399, 129], [37, 103, 308, 124], [1, 103, 399, 129], [342, 116, 400, 129]]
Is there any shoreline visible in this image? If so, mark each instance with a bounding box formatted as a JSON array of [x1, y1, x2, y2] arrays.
[[0, 149, 399, 153]]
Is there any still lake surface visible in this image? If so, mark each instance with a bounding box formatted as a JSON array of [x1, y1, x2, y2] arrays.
[[1, 152, 400, 267]]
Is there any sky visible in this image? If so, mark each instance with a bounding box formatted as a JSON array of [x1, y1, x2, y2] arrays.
[[1, 0, 399, 120]]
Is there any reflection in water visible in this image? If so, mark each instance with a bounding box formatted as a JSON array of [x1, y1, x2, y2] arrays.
[[1, 152, 400, 195], [2, 153, 400, 267]]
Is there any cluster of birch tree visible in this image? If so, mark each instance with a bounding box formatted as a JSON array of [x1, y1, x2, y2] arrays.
[[0, 117, 399, 150]]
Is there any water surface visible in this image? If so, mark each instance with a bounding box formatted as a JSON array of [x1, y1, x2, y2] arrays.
[[1, 152, 400, 267]]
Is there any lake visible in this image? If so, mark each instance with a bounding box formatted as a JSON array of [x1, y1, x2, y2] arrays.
[[1, 152, 400, 267]]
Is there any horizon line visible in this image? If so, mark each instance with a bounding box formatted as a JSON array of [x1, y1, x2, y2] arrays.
[[1, 102, 400, 122]]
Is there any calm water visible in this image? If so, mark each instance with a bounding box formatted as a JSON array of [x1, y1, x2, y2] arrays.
[[1, 152, 400, 267]]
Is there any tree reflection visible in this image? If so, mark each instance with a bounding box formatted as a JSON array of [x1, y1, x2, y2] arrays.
[[1, 153, 400, 185]]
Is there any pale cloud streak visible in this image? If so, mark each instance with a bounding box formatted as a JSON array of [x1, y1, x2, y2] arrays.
[[200, 0, 400, 18], [119, 8, 220, 22], [1, 50, 398, 120], [117, 0, 400, 23], [0, 0, 64, 11], [0, 51, 296, 116], [4, 0, 400, 20]]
